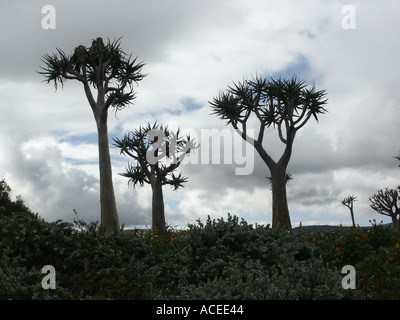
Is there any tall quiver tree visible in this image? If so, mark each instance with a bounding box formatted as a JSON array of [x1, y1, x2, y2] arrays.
[[211, 76, 327, 232], [114, 122, 198, 235], [39, 37, 146, 233]]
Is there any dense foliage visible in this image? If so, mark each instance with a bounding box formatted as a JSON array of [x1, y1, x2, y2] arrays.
[[1, 181, 399, 299], [2, 207, 399, 300]]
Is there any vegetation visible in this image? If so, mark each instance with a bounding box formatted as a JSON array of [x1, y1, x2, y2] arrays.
[[369, 187, 400, 233], [3, 45, 396, 299], [114, 122, 198, 236], [340, 194, 357, 227], [39, 37, 146, 233], [301, 221, 400, 299], [1, 181, 399, 300], [210, 76, 328, 232]]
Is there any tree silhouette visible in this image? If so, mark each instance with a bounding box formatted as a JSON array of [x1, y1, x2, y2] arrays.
[[211, 76, 327, 231], [114, 122, 197, 235], [340, 194, 357, 227], [39, 37, 146, 233], [369, 187, 400, 233]]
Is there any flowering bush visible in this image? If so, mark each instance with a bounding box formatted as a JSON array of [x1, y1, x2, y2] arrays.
[[301, 220, 400, 299], [1, 203, 398, 299]]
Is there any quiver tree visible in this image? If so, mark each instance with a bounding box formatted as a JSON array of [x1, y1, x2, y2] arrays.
[[340, 194, 357, 227], [369, 187, 400, 233], [211, 76, 328, 232], [39, 37, 146, 233], [114, 122, 198, 235]]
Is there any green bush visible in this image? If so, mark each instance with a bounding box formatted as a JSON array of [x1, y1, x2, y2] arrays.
[[147, 214, 347, 299], [1, 203, 398, 300], [301, 221, 400, 299]]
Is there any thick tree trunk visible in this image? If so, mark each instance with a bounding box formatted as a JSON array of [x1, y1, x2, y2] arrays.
[[392, 216, 400, 233], [270, 166, 292, 232], [96, 116, 120, 233], [151, 178, 166, 236]]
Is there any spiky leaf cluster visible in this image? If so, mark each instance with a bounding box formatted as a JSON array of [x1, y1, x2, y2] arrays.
[[114, 122, 198, 190], [39, 37, 146, 111], [210, 76, 327, 145]]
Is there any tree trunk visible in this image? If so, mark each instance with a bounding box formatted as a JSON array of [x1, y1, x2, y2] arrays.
[[151, 177, 166, 236], [392, 216, 400, 233], [270, 166, 292, 232], [350, 206, 356, 228], [96, 116, 120, 233]]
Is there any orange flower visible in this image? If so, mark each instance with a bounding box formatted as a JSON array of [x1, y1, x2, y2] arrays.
[[335, 247, 341, 252], [388, 257, 394, 261], [387, 271, 391, 275], [355, 237, 360, 241], [395, 243, 399, 249], [317, 241, 322, 245], [343, 237, 347, 241], [312, 238, 316, 242]]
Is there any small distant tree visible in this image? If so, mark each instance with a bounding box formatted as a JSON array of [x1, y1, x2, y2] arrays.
[[114, 122, 198, 235], [369, 187, 400, 233], [211, 76, 327, 231], [340, 194, 357, 227], [39, 37, 146, 233]]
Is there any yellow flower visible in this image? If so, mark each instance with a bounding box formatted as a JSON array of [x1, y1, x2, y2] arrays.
[[395, 243, 399, 249]]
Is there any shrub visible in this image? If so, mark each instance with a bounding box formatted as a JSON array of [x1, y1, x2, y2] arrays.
[[302, 221, 400, 299], [152, 214, 346, 299], [3, 207, 398, 300]]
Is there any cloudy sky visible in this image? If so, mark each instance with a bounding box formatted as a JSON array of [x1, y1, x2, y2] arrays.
[[0, 0, 399, 229]]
